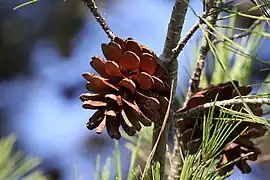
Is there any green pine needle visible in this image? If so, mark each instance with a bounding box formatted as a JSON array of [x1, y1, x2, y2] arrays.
[[0, 135, 46, 180], [114, 140, 122, 180], [13, 0, 40, 10]]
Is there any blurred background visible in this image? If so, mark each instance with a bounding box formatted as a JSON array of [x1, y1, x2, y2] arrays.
[[0, 0, 269, 179]]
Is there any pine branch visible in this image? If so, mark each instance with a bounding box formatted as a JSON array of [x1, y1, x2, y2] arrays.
[[185, 2, 220, 102], [251, 0, 270, 25], [175, 97, 270, 119], [160, 0, 189, 61], [171, 20, 200, 60], [154, 0, 190, 179], [171, 12, 208, 60], [81, 0, 115, 40], [168, 127, 184, 180]]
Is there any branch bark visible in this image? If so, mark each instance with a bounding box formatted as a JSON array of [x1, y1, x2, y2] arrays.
[[171, 21, 200, 60], [171, 11, 208, 60], [153, 0, 190, 179], [160, 0, 189, 61], [185, 2, 220, 102]]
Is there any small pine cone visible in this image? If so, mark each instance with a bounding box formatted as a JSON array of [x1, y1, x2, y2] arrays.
[[176, 81, 267, 174], [80, 37, 170, 139]]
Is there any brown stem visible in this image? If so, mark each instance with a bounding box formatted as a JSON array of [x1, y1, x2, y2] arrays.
[[144, 80, 174, 180], [185, 3, 220, 102], [81, 0, 115, 40], [171, 11, 209, 60], [171, 21, 200, 60]]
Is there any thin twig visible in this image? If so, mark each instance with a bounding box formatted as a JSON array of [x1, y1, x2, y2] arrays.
[[172, 20, 200, 60], [81, 0, 115, 40], [171, 12, 210, 60], [170, 0, 225, 60], [185, 1, 220, 102], [213, 19, 262, 44], [217, 152, 254, 171], [175, 97, 270, 119]]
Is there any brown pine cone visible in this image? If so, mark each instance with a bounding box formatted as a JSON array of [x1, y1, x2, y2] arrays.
[[80, 37, 170, 139], [176, 81, 267, 174]]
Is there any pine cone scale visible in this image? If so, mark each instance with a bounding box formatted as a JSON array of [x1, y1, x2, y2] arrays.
[[102, 42, 122, 63], [104, 60, 123, 77], [104, 110, 121, 140], [125, 39, 143, 56], [90, 56, 108, 77], [118, 78, 136, 93], [138, 72, 154, 90], [96, 118, 106, 134], [86, 108, 105, 130], [120, 51, 140, 71], [139, 53, 157, 75], [81, 36, 169, 139]]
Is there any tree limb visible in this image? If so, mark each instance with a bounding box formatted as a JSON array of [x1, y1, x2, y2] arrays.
[[160, 0, 189, 61], [154, 0, 190, 179], [142, 80, 174, 180]]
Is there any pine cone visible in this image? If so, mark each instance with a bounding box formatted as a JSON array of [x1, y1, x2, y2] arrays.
[[80, 37, 169, 139], [176, 81, 267, 174]]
